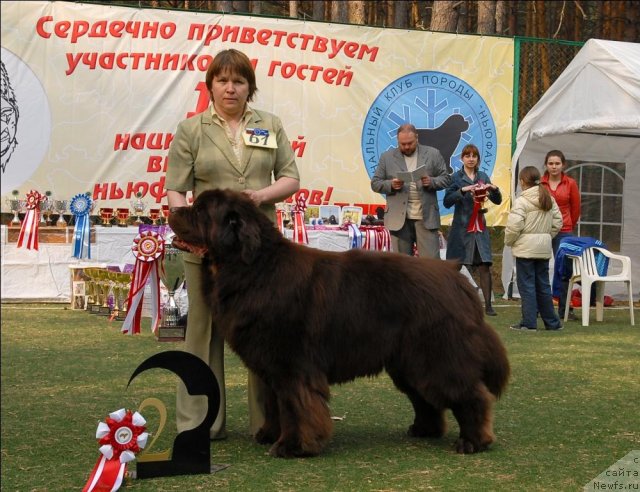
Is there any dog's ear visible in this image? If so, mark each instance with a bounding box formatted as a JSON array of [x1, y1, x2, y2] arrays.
[[219, 209, 261, 264]]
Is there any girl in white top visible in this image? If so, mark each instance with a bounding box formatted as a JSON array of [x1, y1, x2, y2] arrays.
[[505, 166, 563, 331]]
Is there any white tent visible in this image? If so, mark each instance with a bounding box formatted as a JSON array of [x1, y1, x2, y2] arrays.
[[501, 39, 640, 300]]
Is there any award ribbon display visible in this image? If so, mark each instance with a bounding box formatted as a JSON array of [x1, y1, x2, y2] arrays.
[[362, 226, 392, 251], [82, 408, 148, 492], [275, 207, 286, 235], [122, 230, 164, 335], [291, 196, 308, 244], [70, 193, 93, 259], [17, 190, 45, 250], [466, 181, 489, 233], [347, 223, 363, 249]]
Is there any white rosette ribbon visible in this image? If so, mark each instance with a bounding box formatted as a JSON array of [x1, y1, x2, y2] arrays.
[[82, 408, 147, 492]]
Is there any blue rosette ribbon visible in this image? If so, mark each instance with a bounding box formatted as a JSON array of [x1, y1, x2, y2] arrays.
[[347, 223, 363, 249], [71, 193, 93, 259]]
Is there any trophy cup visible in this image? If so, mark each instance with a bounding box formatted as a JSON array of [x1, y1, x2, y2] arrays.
[[6, 191, 24, 225], [84, 268, 102, 314], [53, 200, 69, 227], [104, 270, 120, 316], [96, 269, 112, 315], [99, 207, 114, 227], [114, 272, 132, 321], [465, 182, 491, 234], [116, 208, 130, 227], [157, 241, 186, 341], [41, 192, 53, 225], [471, 182, 490, 215], [149, 208, 161, 226], [131, 192, 147, 225], [161, 205, 170, 225]]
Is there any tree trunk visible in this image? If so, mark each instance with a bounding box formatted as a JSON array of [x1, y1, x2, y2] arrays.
[[623, 0, 639, 41], [348, 1, 366, 25], [331, 0, 347, 23], [289, 0, 298, 18], [612, 0, 624, 39], [312, 0, 324, 21], [477, 0, 496, 34], [394, 0, 409, 28], [216, 1, 232, 12], [602, 0, 611, 39], [430, 0, 459, 32], [495, 0, 508, 34], [386, 0, 394, 27], [508, 0, 518, 38], [535, 1, 551, 91], [234, 1, 249, 13], [250, 1, 261, 14]]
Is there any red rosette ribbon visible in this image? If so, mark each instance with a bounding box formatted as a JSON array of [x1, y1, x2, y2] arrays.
[[122, 230, 165, 335], [291, 195, 308, 244], [466, 181, 489, 233], [82, 408, 148, 492], [17, 190, 46, 250], [362, 226, 392, 251], [275, 207, 286, 235]]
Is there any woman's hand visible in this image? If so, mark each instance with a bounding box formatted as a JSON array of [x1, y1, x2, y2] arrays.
[[242, 189, 263, 206]]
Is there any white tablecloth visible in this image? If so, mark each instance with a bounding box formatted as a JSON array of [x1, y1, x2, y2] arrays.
[[1, 225, 473, 302], [284, 228, 354, 251], [1, 226, 364, 302], [1, 225, 140, 302]]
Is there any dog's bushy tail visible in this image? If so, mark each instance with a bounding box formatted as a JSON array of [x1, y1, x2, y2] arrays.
[[481, 324, 510, 398]]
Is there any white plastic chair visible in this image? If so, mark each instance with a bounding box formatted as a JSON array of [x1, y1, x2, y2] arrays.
[[564, 247, 635, 326]]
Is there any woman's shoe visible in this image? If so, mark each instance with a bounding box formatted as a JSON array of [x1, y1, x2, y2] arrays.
[[485, 307, 497, 316], [510, 324, 536, 332]]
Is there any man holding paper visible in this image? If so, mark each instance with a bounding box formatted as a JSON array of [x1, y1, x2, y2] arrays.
[[371, 123, 450, 258]]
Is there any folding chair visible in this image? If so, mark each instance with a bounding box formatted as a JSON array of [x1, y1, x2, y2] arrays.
[[565, 247, 635, 326]]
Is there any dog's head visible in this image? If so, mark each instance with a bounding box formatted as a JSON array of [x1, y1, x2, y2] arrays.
[[168, 189, 269, 264]]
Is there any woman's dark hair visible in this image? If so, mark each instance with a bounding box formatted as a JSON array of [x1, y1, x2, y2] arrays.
[[520, 165, 553, 211], [205, 49, 257, 102], [461, 144, 480, 172], [543, 150, 566, 176]]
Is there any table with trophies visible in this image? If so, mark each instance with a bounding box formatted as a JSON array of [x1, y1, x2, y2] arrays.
[[1, 192, 169, 304]]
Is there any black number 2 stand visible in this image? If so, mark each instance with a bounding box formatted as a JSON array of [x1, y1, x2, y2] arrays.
[[127, 351, 221, 479]]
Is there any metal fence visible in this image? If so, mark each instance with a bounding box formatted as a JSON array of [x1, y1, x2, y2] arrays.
[[512, 37, 585, 151]]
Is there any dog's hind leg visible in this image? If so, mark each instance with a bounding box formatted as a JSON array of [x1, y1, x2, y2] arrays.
[[449, 383, 496, 454], [269, 376, 333, 458], [255, 384, 280, 445], [406, 392, 447, 439], [386, 369, 446, 438]]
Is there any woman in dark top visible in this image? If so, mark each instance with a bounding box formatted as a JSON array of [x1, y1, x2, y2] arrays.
[[444, 144, 502, 316]]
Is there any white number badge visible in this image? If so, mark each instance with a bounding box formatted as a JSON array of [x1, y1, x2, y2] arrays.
[[243, 128, 277, 149]]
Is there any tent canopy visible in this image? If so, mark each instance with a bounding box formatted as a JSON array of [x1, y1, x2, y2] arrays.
[[512, 39, 640, 171], [503, 39, 640, 300]]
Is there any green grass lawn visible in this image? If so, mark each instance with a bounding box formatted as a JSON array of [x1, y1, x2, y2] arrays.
[[1, 303, 638, 491]]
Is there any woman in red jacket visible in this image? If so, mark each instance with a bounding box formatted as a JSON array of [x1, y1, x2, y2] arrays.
[[540, 150, 581, 320]]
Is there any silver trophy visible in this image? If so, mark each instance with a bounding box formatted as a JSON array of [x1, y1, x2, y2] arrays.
[[131, 193, 147, 225], [53, 200, 69, 227], [157, 240, 186, 341], [41, 194, 54, 226], [6, 197, 24, 225]]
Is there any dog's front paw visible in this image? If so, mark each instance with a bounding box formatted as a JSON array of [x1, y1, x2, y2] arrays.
[[268, 440, 320, 458], [255, 427, 278, 445], [454, 437, 489, 454], [407, 423, 445, 439], [268, 441, 296, 458]]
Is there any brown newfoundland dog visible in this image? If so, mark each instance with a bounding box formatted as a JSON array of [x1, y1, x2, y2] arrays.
[[169, 189, 510, 458]]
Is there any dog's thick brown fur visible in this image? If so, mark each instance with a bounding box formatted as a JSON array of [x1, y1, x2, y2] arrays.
[[169, 189, 510, 458]]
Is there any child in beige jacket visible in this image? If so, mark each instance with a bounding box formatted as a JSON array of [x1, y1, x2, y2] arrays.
[[505, 166, 563, 331]]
